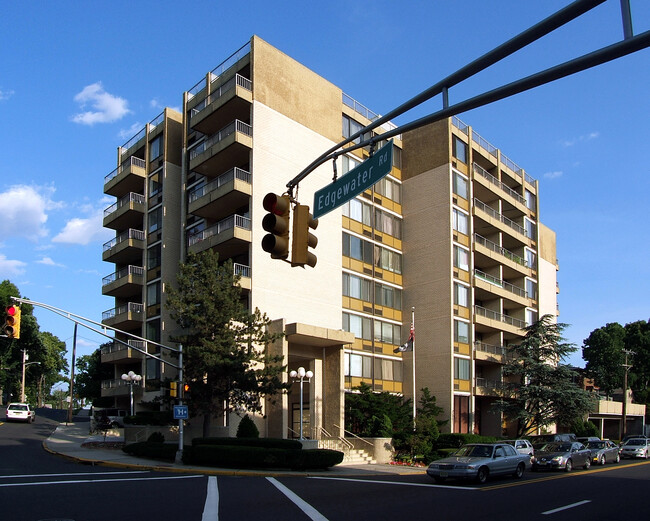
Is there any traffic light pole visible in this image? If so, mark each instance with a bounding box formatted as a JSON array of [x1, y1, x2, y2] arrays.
[[176, 344, 184, 464]]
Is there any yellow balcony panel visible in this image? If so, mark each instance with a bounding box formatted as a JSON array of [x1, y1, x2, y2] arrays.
[[455, 379, 471, 392]]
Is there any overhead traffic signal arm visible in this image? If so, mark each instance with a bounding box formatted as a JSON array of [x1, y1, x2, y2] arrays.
[[291, 204, 318, 268], [4, 305, 21, 339], [261, 193, 291, 260]]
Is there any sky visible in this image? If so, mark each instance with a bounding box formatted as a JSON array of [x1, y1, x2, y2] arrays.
[[1, 0, 648, 376]]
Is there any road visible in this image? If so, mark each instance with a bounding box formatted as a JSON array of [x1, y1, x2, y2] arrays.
[[1, 412, 649, 520]]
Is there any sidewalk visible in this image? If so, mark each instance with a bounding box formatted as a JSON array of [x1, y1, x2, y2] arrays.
[[43, 422, 427, 478]]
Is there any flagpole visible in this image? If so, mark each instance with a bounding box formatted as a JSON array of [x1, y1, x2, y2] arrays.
[[411, 307, 416, 429]]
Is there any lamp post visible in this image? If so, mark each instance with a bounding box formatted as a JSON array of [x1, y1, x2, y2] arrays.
[[289, 367, 313, 440], [121, 371, 142, 416], [20, 350, 41, 403]]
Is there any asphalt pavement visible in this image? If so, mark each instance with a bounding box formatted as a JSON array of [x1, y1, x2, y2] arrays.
[[42, 418, 426, 478]]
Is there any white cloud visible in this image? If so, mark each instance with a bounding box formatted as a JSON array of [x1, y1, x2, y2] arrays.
[[52, 206, 113, 245], [0, 254, 26, 276], [0, 89, 15, 100], [0, 184, 61, 241], [72, 82, 131, 125], [118, 122, 144, 141], [543, 171, 563, 180], [37, 256, 65, 268], [561, 132, 600, 147]]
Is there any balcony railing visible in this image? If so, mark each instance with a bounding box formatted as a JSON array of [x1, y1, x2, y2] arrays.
[[187, 41, 251, 99], [474, 269, 527, 299], [452, 116, 469, 135], [342, 92, 398, 134], [234, 263, 251, 279], [102, 265, 145, 287], [474, 305, 526, 330], [474, 234, 528, 268], [100, 339, 147, 356], [103, 229, 145, 252], [102, 302, 144, 321], [191, 74, 252, 117], [104, 156, 147, 184], [475, 377, 506, 393], [474, 341, 510, 358], [148, 111, 165, 134], [188, 215, 252, 247], [104, 193, 146, 218], [189, 120, 252, 161], [120, 127, 146, 158], [473, 163, 526, 206], [474, 199, 527, 237], [188, 168, 251, 203], [471, 130, 498, 157]]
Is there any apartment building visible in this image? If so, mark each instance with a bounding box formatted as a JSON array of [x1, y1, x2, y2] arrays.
[[99, 35, 558, 439]]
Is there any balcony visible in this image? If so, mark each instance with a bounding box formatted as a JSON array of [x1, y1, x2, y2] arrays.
[[101, 339, 146, 364], [474, 377, 505, 397], [102, 302, 144, 329], [188, 215, 251, 258], [102, 265, 144, 298], [103, 193, 145, 230], [474, 305, 526, 336], [188, 167, 251, 221], [190, 74, 252, 135], [474, 269, 529, 306], [104, 156, 146, 198], [234, 262, 251, 291], [474, 234, 532, 278], [103, 229, 145, 264], [473, 163, 527, 210], [101, 377, 144, 398], [474, 341, 510, 364], [473, 198, 531, 246], [189, 120, 252, 176]]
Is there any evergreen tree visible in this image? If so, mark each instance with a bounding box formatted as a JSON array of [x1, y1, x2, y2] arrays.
[[624, 320, 650, 403], [497, 314, 596, 437], [582, 322, 625, 398], [165, 250, 288, 437]]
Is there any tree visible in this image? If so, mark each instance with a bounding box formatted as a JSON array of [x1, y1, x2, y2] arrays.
[[498, 314, 596, 437], [624, 320, 650, 403], [165, 250, 288, 437], [345, 382, 413, 437], [582, 322, 626, 398], [75, 346, 113, 407]]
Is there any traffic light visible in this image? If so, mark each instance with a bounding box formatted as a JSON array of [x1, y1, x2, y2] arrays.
[[291, 204, 318, 267], [170, 381, 178, 398], [183, 383, 190, 399], [4, 305, 21, 339], [261, 193, 291, 259]]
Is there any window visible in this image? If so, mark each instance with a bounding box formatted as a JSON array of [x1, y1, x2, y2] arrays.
[[147, 281, 161, 306], [149, 135, 162, 162], [147, 244, 161, 270], [453, 245, 470, 271], [342, 115, 365, 144], [525, 189, 536, 210], [454, 319, 470, 344], [345, 353, 372, 378], [376, 282, 402, 310], [149, 171, 162, 198], [343, 313, 372, 340], [146, 357, 161, 380], [453, 171, 469, 200], [343, 273, 371, 301], [453, 136, 468, 164], [342, 155, 361, 174], [375, 209, 402, 238], [524, 217, 536, 239], [381, 359, 394, 381], [526, 279, 537, 300], [374, 319, 401, 345], [526, 309, 538, 326], [454, 357, 470, 380], [342, 232, 373, 264], [375, 177, 401, 204], [375, 245, 402, 274], [148, 206, 163, 233], [343, 198, 372, 225], [525, 248, 536, 269], [453, 208, 469, 235], [454, 282, 469, 308]]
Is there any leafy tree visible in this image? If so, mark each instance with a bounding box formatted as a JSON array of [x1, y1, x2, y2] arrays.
[[75, 346, 113, 407], [625, 320, 650, 403], [497, 314, 596, 437], [35, 332, 68, 406], [165, 250, 288, 437], [582, 322, 625, 397], [345, 382, 412, 437]]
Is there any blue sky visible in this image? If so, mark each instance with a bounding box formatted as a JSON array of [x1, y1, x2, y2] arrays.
[[1, 0, 648, 374]]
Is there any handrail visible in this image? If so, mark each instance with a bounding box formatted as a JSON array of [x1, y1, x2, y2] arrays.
[[333, 424, 374, 447]]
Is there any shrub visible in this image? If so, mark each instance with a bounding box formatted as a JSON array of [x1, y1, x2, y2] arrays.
[[123, 442, 178, 461], [236, 415, 259, 438], [434, 433, 499, 449], [191, 437, 302, 450], [147, 431, 165, 443]]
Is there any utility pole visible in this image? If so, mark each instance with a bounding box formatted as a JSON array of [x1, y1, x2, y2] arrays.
[[620, 348, 635, 439]]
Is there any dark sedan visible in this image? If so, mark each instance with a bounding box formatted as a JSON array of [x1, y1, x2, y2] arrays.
[[532, 442, 591, 472]]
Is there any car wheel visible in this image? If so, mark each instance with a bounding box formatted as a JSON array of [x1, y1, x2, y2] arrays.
[[599, 455, 606, 465], [565, 459, 573, 472], [513, 462, 525, 479], [476, 466, 489, 484], [584, 458, 591, 470], [615, 453, 620, 463]]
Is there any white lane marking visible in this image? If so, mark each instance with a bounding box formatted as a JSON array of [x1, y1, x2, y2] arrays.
[[542, 500, 591, 515], [310, 476, 479, 490], [0, 471, 149, 480], [267, 477, 330, 521], [0, 474, 203, 487], [202, 476, 219, 521]]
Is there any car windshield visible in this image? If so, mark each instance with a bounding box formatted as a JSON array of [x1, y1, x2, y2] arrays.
[[625, 439, 645, 446], [8, 404, 27, 411], [586, 441, 605, 449], [540, 443, 571, 452], [454, 445, 493, 458]]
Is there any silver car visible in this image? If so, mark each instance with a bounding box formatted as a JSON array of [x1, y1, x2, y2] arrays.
[[620, 438, 650, 459], [532, 442, 591, 472], [427, 443, 530, 484], [585, 440, 620, 465], [503, 439, 534, 457]]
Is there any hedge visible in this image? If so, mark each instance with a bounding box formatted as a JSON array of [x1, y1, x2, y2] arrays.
[[434, 433, 499, 449], [123, 442, 179, 462], [191, 437, 302, 450], [183, 445, 343, 470]]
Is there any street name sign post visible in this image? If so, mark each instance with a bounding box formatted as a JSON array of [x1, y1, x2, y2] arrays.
[[313, 139, 393, 219]]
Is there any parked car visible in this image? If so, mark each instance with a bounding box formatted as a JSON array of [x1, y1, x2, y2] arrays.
[[5, 403, 36, 423], [620, 438, 650, 459], [531, 442, 591, 472], [427, 443, 530, 484], [503, 439, 534, 457], [585, 439, 620, 465], [577, 436, 600, 445], [93, 408, 127, 428], [619, 435, 648, 447], [528, 433, 577, 450]]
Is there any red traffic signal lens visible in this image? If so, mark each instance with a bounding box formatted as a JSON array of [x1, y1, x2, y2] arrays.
[[6, 305, 17, 316], [183, 384, 190, 392]]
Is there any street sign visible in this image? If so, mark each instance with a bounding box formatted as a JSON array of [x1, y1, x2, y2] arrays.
[[313, 139, 393, 219], [173, 405, 189, 420]]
